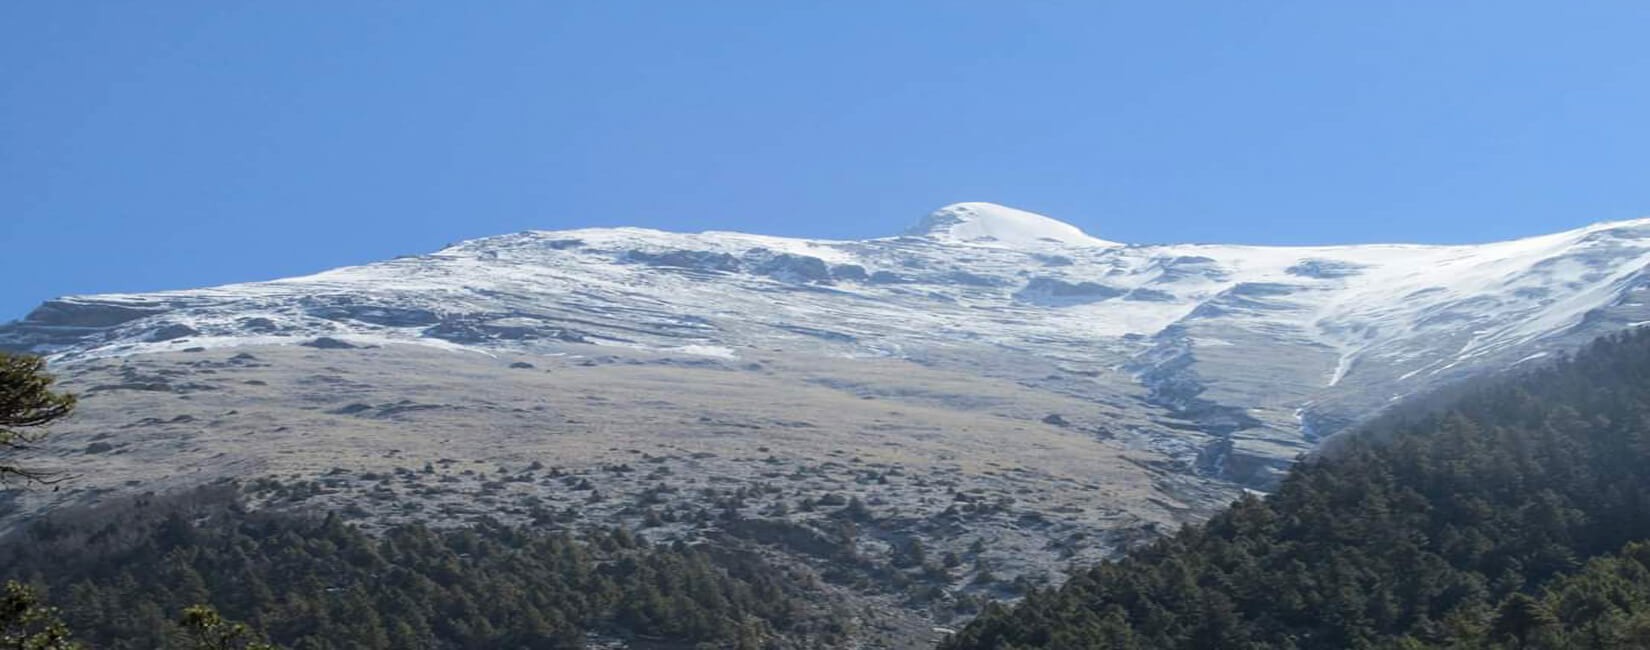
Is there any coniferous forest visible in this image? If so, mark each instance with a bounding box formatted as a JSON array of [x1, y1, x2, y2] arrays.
[[0, 484, 848, 649], [943, 328, 1650, 649]]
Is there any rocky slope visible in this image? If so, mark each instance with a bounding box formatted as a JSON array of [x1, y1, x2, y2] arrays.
[[9, 202, 1650, 485]]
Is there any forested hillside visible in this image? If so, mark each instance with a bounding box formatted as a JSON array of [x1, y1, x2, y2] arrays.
[[944, 328, 1650, 649], [0, 485, 848, 649]]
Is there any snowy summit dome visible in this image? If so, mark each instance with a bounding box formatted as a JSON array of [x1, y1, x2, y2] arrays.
[[907, 202, 1117, 248]]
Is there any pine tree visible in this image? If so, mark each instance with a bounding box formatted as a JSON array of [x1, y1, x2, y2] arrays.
[[0, 353, 75, 484], [0, 582, 77, 650], [178, 605, 278, 650]]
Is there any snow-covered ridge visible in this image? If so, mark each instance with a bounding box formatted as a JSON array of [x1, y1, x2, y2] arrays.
[[7, 204, 1650, 485]]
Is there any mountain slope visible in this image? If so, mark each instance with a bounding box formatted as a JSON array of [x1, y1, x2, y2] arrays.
[[7, 204, 1650, 485], [942, 328, 1650, 649], [7, 204, 1650, 642]]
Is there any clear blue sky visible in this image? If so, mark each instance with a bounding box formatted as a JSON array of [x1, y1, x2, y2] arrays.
[[4, 3, 1649, 320]]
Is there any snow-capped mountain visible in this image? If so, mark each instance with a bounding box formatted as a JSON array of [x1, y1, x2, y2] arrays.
[[9, 202, 1650, 485]]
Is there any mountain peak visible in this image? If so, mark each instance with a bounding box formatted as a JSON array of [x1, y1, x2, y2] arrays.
[[907, 202, 1118, 248]]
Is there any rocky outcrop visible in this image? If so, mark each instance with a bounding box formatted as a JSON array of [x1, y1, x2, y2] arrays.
[[422, 314, 592, 344], [0, 298, 171, 351], [1287, 259, 1366, 279], [302, 296, 442, 327], [21, 298, 168, 328], [147, 324, 200, 342], [1013, 277, 1125, 306], [624, 249, 741, 273], [749, 251, 833, 284]]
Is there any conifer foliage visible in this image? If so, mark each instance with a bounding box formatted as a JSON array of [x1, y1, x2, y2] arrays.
[[0, 352, 75, 484], [0, 581, 77, 650], [945, 329, 1650, 649], [0, 485, 841, 649], [0, 352, 79, 650]]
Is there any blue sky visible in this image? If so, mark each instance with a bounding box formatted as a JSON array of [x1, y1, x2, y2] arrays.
[[4, 3, 1649, 320]]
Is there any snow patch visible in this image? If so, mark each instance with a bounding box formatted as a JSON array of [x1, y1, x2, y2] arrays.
[[669, 345, 739, 359], [907, 202, 1118, 248]]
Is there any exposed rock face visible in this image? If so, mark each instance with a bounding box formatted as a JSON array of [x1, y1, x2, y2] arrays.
[[750, 251, 833, 284], [303, 297, 442, 327], [421, 315, 591, 344], [1287, 259, 1367, 279], [23, 298, 168, 328], [625, 249, 742, 273], [301, 336, 359, 349], [830, 263, 869, 282], [147, 324, 200, 342], [1014, 277, 1126, 306]]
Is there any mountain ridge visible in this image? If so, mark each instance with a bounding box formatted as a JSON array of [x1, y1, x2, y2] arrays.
[[8, 204, 1650, 487]]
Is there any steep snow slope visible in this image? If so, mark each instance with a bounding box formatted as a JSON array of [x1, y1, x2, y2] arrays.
[[8, 203, 1650, 484]]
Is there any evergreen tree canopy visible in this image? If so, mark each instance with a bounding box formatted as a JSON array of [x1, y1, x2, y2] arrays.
[[945, 329, 1650, 649], [0, 485, 846, 649], [0, 352, 75, 484]]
